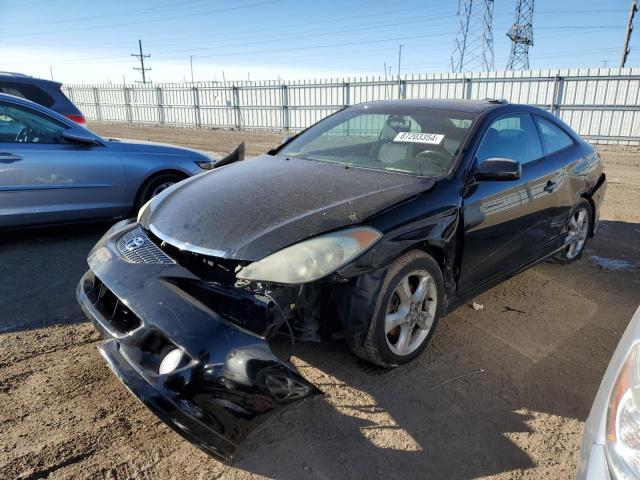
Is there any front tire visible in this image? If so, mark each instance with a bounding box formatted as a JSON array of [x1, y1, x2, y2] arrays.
[[554, 199, 592, 264], [347, 250, 444, 367], [135, 173, 185, 211]]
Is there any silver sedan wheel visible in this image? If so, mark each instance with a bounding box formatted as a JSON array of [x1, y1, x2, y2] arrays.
[[384, 270, 438, 357], [566, 207, 589, 259], [151, 181, 175, 197]]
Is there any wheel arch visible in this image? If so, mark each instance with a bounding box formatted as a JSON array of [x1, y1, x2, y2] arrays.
[[579, 193, 596, 237]]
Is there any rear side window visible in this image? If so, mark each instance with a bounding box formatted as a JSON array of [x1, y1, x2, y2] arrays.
[[0, 82, 55, 108], [476, 113, 543, 165], [535, 116, 574, 154]]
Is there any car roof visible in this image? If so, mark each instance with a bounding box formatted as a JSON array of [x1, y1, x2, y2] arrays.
[[352, 98, 508, 114], [0, 72, 62, 88]]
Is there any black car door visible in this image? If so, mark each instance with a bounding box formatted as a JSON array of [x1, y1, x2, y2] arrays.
[[458, 112, 556, 294], [531, 115, 579, 249]]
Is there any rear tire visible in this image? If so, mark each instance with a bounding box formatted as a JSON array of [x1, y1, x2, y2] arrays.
[[554, 199, 592, 265], [135, 173, 184, 211], [347, 250, 444, 367]]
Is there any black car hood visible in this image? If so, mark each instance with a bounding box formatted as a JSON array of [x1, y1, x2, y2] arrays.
[[140, 154, 436, 260]]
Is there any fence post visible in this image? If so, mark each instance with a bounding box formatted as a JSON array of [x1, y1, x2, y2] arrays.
[[156, 87, 165, 124], [193, 86, 201, 128], [232, 86, 241, 130], [123, 86, 133, 123], [550, 75, 564, 116], [92, 87, 102, 121], [343, 82, 350, 107], [400, 79, 407, 99], [281, 84, 289, 131], [463, 76, 472, 99]]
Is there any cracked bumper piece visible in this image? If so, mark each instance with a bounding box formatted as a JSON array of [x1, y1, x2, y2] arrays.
[[76, 222, 320, 460]]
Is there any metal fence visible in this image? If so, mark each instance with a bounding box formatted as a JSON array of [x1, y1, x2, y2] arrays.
[[63, 67, 640, 145]]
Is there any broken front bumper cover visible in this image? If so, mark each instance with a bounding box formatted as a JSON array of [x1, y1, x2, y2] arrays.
[[76, 220, 320, 460]]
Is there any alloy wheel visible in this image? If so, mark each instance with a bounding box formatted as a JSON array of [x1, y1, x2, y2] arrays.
[[384, 270, 438, 356], [151, 181, 175, 198], [566, 207, 589, 259]]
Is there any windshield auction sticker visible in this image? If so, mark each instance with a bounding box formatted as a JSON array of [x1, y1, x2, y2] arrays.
[[393, 132, 445, 145]]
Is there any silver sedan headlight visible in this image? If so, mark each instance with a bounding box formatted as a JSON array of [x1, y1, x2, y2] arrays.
[[606, 342, 640, 478], [236, 226, 382, 285]]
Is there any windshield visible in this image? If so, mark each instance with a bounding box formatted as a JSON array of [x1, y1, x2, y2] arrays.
[[279, 106, 477, 177]]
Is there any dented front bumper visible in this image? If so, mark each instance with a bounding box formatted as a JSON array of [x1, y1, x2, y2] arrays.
[[76, 220, 320, 460]]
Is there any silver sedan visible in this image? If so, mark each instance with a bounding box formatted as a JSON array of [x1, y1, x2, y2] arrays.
[[0, 93, 214, 228], [577, 305, 640, 479]]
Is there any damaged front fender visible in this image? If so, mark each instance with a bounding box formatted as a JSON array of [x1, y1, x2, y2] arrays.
[[77, 224, 320, 460]]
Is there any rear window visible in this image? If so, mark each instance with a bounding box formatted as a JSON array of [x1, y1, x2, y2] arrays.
[[535, 116, 574, 154], [0, 81, 55, 108]]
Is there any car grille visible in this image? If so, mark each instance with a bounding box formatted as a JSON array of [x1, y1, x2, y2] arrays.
[[86, 276, 142, 335], [116, 227, 175, 265]]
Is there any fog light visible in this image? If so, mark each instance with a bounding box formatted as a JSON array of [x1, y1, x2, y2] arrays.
[[159, 348, 183, 375]]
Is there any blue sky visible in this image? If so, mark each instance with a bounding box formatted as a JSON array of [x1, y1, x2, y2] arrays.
[[0, 0, 636, 83]]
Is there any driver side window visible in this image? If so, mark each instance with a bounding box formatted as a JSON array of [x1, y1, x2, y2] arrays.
[[0, 102, 66, 144], [476, 114, 543, 165]]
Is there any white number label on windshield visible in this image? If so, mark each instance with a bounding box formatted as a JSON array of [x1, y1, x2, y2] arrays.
[[393, 132, 445, 145]]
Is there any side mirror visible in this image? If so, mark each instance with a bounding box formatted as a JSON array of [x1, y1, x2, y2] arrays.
[[62, 127, 98, 145], [474, 158, 521, 181]]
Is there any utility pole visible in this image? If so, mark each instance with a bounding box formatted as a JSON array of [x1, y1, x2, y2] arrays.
[[451, 0, 495, 72], [507, 0, 535, 70], [131, 39, 151, 84], [397, 44, 404, 99], [384, 62, 388, 99], [190, 55, 194, 83], [621, 0, 638, 68]]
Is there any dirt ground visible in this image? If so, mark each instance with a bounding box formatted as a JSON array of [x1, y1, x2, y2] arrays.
[[1, 123, 639, 480]]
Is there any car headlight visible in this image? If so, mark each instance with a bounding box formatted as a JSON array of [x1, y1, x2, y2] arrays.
[[195, 160, 216, 170], [606, 341, 640, 478], [236, 226, 382, 284], [195, 153, 217, 170]]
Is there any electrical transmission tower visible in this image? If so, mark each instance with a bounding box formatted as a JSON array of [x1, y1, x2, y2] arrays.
[[506, 0, 535, 70], [451, 0, 495, 73], [131, 39, 151, 84]]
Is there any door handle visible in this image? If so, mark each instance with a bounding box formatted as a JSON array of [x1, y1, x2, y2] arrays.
[[543, 180, 557, 193], [0, 152, 22, 163]]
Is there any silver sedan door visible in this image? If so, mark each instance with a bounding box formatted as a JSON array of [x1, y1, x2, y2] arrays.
[[0, 100, 125, 227]]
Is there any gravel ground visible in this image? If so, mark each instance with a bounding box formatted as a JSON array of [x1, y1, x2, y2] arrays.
[[1, 123, 639, 479]]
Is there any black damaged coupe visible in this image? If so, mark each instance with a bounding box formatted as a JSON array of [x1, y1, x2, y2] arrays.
[[77, 99, 606, 459]]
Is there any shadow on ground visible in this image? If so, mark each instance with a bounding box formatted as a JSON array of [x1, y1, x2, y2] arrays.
[[232, 220, 640, 479], [0, 222, 110, 333]]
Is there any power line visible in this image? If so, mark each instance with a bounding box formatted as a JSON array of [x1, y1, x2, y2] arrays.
[[131, 40, 151, 84], [6, 0, 215, 30], [1, 0, 285, 39]]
